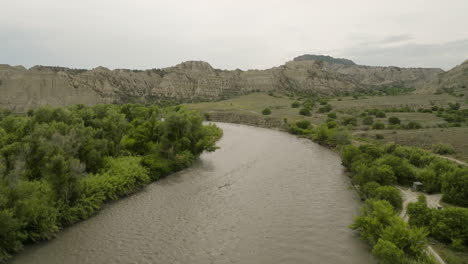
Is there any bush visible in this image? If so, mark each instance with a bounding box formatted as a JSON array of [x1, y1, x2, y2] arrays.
[[262, 108, 271, 115], [388, 116, 401, 125], [432, 142, 455, 155], [327, 112, 337, 119], [299, 108, 311, 116], [326, 120, 337, 128], [371, 186, 403, 211], [376, 111, 386, 118], [442, 168, 468, 206], [350, 199, 429, 263], [363, 116, 374, 125], [405, 121, 422, 129], [318, 104, 332, 113], [291, 101, 301, 108], [343, 117, 358, 126], [295, 120, 311, 129], [373, 122, 385, 130]]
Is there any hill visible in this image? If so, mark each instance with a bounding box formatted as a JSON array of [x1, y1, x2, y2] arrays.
[[0, 56, 444, 112]]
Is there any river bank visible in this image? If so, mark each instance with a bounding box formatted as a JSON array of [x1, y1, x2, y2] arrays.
[[8, 123, 375, 264]]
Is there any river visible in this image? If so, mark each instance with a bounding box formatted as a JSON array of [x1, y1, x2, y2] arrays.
[[10, 123, 374, 264]]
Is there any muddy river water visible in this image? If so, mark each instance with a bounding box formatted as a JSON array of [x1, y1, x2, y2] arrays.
[[10, 123, 374, 264]]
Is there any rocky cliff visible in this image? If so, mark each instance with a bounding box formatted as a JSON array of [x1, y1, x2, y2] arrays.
[[0, 56, 444, 112], [418, 60, 468, 96]]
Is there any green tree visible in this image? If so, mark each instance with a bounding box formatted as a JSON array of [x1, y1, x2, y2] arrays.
[[372, 239, 404, 264]]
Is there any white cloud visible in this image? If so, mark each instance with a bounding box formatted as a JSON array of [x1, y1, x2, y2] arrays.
[[1, 0, 467, 70]]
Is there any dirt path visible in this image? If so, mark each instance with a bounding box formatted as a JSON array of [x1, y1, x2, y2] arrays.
[[397, 187, 446, 264], [436, 154, 468, 167]]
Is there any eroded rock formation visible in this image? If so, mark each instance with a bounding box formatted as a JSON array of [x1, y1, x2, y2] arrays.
[[0, 55, 445, 112]]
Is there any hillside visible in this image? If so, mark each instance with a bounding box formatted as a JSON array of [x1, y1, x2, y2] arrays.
[[420, 59, 468, 97], [0, 56, 444, 112]]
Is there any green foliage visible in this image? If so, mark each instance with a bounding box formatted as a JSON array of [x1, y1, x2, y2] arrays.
[[327, 112, 337, 119], [442, 168, 468, 206], [373, 122, 385, 129], [295, 120, 311, 129], [343, 117, 358, 126], [299, 108, 311, 116], [405, 121, 422, 129], [409, 199, 468, 250], [318, 104, 332, 113], [372, 239, 404, 264], [371, 186, 403, 211], [351, 199, 430, 263], [388, 116, 401, 125], [0, 104, 222, 260], [262, 108, 271, 115], [291, 101, 301, 108], [432, 142, 455, 155], [363, 116, 374, 125], [376, 111, 387, 118]]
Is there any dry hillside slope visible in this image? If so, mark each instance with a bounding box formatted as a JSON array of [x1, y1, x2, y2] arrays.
[[0, 55, 445, 112]]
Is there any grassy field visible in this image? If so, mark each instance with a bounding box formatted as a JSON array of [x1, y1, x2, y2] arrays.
[[329, 94, 465, 110], [186, 92, 468, 162]]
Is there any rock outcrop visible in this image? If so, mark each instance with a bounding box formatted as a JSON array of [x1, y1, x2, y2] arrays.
[[419, 60, 468, 96], [0, 56, 445, 112]]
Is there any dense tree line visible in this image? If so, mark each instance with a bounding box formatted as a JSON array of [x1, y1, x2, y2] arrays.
[[350, 199, 432, 264], [341, 144, 467, 206], [408, 196, 468, 251], [0, 104, 222, 261]]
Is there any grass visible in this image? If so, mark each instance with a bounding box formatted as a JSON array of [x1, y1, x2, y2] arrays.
[[357, 127, 468, 162], [429, 239, 468, 264], [330, 94, 465, 110], [186, 92, 468, 162]]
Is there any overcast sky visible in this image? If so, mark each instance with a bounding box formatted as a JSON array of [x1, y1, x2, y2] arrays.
[[1, 0, 468, 71]]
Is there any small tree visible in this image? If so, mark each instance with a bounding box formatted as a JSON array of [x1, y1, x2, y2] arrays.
[[262, 108, 271, 115]]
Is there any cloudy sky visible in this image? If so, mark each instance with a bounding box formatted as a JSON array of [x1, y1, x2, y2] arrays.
[[1, 0, 467, 70]]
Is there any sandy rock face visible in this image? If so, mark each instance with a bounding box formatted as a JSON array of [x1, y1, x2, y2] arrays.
[[419, 60, 468, 95], [0, 58, 445, 112]]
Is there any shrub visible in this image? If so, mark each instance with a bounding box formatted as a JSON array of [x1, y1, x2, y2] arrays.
[[432, 142, 455, 155], [327, 112, 337, 119], [299, 108, 311, 116], [262, 108, 271, 115], [326, 120, 337, 128], [388, 116, 401, 125], [371, 186, 403, 211], [318, 104, 332, 113], [291, 101, 301, 108], [405, 121, 422, 129], [442, 168, 468, 206], [295, 120, 311, 129], [373, 122, 385, 129], [363, 116, 374, 125], [376, 111, 386, 118], [343, 117, 358, 126]]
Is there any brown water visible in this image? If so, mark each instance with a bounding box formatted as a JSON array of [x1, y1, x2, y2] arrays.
[[10, 123, 374, 264]]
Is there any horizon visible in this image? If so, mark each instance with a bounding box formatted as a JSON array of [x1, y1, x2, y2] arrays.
[[2, 53, 466, 72]]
